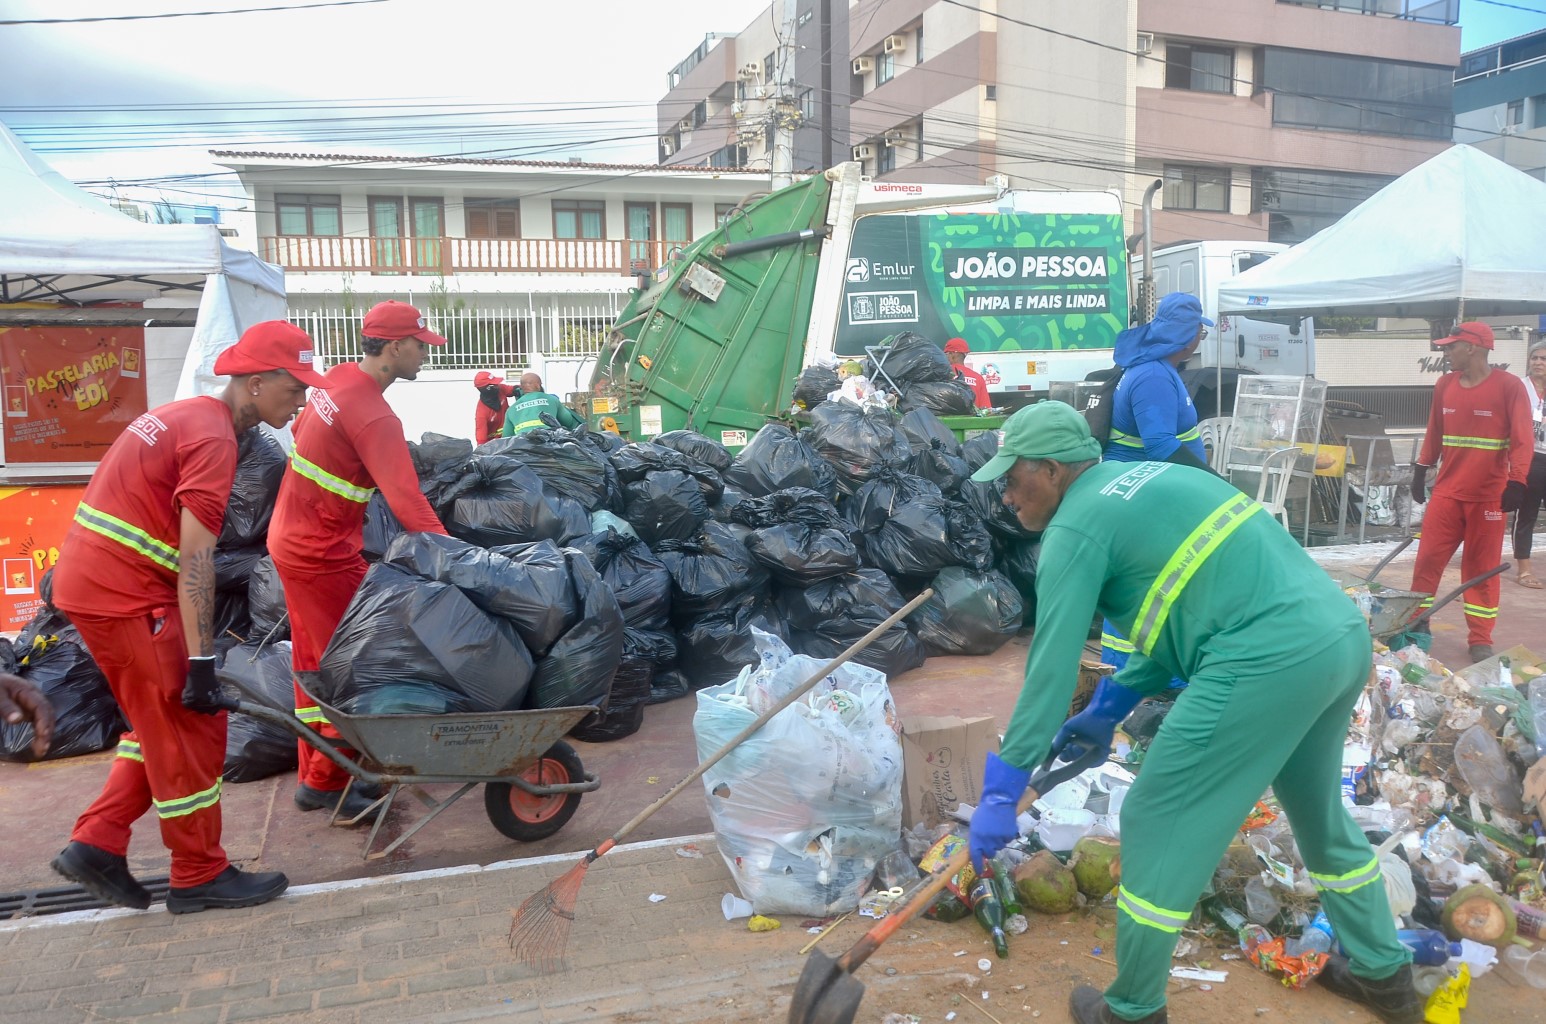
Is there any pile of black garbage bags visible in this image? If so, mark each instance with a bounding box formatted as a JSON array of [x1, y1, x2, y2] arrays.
[[4, 361, 1039, 777]]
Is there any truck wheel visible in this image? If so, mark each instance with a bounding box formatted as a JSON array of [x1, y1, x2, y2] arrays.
[[484, 741, 585, 842]]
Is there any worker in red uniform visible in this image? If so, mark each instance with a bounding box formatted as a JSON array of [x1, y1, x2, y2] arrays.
[[1409, 322, 1534, 663], [472, 370, 516, 445], [50, 321, 326, 913], [944, 337, 991, 409], [268, 300, 450, 821]]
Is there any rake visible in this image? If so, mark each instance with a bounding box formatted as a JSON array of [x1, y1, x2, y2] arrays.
[[508, 588, 935, 971]]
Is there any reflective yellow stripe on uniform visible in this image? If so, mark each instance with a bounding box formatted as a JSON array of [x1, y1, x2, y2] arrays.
[[1177, 427, 1201, 442], [289, 453, 376, 504], [508, 419, 545, 434], [1130, 494, 1263, 656], [1463, 603, 1499, 620], [1440, 435, 1508, 451], [116, 739, 144, 763], [74, 503, 180, 572], [294, 705, 329, 726], [1100, 632, 1136, 654], [1309, 856, 1382, 895], [1117, 886, 1191, 933], [153, 779, 221, 819], [1108, 428, 1145, 449]]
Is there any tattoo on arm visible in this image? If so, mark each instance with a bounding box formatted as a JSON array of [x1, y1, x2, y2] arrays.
[[180, 547, 216, 657]]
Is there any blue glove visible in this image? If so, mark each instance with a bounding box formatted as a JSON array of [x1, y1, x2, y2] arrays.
[[968, 752, 1032, 871], [1051, 676, 1144, 763]]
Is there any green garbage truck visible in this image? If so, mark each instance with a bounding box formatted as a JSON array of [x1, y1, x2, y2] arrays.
[[582, 162, 1129, 449]]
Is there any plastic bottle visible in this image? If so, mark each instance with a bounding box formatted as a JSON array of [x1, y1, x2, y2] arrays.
[[1291, 910, 1335, 957], [1510, 898, 1546, 941], [1204, 899, 1271, 952], [968, 875, 1010, 958], [1394, 929, 1463, 967], [1528, 677, 1546, 760]]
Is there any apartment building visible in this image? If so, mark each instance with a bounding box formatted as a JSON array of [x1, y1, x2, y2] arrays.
[[1454, 27, 1546, 182], [657, 1, 1459, 247]]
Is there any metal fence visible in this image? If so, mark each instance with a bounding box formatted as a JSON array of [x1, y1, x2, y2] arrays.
[[290, 296, 626, 371]]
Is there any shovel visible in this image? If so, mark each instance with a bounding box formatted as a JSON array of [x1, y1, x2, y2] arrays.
[[788, 745, 1107, 1024]]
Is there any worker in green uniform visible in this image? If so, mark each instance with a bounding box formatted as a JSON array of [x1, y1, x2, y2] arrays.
[[966, 401, 1419, 1024], [502, 372, 582, 437]]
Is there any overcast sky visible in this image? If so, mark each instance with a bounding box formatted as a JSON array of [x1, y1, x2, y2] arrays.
[[2, 0, 1543, 209]]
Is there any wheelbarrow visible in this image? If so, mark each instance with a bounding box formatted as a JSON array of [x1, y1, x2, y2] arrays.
[[1328, 536, 1511, 648], [225, 671, 600, 860]]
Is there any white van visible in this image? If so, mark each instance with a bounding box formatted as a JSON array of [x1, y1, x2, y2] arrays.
[[1131, 240, 1315, 378]]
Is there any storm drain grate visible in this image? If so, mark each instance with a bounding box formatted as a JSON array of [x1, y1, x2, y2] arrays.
[[0, 877, 171, 920]]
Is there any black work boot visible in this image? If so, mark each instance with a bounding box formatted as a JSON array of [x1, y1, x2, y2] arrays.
[[1317, 958, 1423, 1024], [293, 784, 381, 824], [166, 866, 288, 915], [1468, 643, 1495, 664], [1069, 985, 1168, 1024], [51, 841, 152, 910]]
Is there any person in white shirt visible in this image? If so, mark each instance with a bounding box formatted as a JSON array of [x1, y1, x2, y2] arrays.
[[1515, 340, 1546, 589]]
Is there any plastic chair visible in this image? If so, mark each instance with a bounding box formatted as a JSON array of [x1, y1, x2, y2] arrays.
[[1196, 417, 1234, 473], [1255, 445, 1303, 530]]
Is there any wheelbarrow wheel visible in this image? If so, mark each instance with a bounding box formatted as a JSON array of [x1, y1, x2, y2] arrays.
[[484, 740, 585, 842]]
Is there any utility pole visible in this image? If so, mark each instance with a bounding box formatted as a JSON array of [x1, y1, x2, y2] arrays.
[[770, 0, 799, 189]]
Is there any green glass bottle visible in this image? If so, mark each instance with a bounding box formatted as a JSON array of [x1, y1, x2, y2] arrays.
[[969, 876, 1010, 958], [989, 855, 1022, 916]]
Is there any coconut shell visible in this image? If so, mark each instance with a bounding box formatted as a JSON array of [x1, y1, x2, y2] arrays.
[[1012, 849, 1079, 915], [1069, 836, 1122, 898], [1440, 884, 1517, 945]]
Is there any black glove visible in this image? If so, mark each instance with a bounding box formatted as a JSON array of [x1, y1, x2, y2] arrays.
[[478, 384, 504, 412], [1410, 465, 1428, 505], [181, 656, 229, 715], [1502, 479, 1528, 513]]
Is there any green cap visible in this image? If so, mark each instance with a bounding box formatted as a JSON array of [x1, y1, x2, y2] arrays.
[[970, 401, 1103, 482]]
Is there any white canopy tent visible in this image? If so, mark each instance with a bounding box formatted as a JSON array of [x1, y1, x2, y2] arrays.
[[0, 122, 287, 474], [1217, 145, 1546, 321]]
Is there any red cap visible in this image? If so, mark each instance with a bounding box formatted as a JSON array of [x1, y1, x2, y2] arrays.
[[362, 300, 447, 346], [1435, 321, 1494, 350], [944, 337, 970, 354], [213, 321, 331, 389], [473, 370, 504, 389]]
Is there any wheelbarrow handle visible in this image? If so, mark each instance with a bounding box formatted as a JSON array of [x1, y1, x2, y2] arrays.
[[834, 745, 1107, 975], [1364, 535, 1414, 585], [1408, 562, 1512, 629], [225, 698, 378, 786]]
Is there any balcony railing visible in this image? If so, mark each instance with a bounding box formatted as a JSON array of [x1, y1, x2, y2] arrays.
[[261, 235, 689, 276], [1275, 0, 1458, 24]]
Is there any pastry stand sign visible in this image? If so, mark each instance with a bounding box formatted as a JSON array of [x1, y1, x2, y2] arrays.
[[0, 484, 85, 631], [1, 324, 148, 465]]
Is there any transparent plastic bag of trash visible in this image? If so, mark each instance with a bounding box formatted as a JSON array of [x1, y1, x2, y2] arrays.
[[692, 629, 903, 917]]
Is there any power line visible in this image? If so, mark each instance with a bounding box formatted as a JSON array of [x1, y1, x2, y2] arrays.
[[0, 0, 388, 27], [1471, 0, 1546, 14]]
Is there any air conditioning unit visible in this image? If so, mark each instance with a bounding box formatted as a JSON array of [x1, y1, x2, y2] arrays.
[[730, 101, 745, 118], [883, 34, 907, 54], [661, 136, 676, 156], [1136, 32, 1154, 55], [739, 62, 762, 79], [883, 129, 907, 146], [1501, 122, 1520, 135], [852, 144, 875, 160], [852, 55, 874, 75], [678, 117, 693, 134]]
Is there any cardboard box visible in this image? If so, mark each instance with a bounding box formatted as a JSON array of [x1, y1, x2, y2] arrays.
[[899, 715, 999, 830]]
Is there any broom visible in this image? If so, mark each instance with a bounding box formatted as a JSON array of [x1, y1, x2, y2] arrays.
[[509, 588, 935, 971]]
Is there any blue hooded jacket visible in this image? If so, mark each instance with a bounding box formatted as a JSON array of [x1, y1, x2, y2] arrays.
[[1104, 292, 1211, 463]]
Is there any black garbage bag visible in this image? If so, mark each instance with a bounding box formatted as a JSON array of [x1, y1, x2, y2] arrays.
[[727, 486, 844, 530], [339, 681, 477, 716], [528, 551, 624, 711], [803, 403, 910, 496], [549, 493, 594, 545], [865, 331, 955, 386], [649, 666, 693, 705], [960, 430, 1001, 472], [858, 497, 976, 580], [793, 364, 841, 409], [1, 629, 125, 763], [362, 492, 405, 562], [219, 428, 287, 548], [569, 528, 672, 633], [612, 443, 724, 502], [214, 543, 266, 593], [214, 591, 252, 648], [995, 539, 1041, 621], [579, 425, 627, 455], [479, 427, 614, 511], [908, 438, 971, 494], [909, 567, 1024, 656], [383, 533, 579, 655], [568, 649, 651, 743], [220, 640, 299, 783], [317, 563, 534, 712], [443, 456, 567, 547], [845, 469, 943, 533], [747, 525, 859, 586], [900, 408, 961, 453], [656, 522, 771, 626], [652, 429, 733, 472], [778, 568, 907, 633], [901, 378, 977, 416], [960, 475, 1040, 542], [724, 423, 838, 499], [623, 470, 712, 546], [791, 614, 927, 678], [0, 636, 16, 674], [247, 556, 289, 641], [676, 594, 787, 690], [944, 500, 995, 572], [710, 484, 751, 522], [410, 432, 474, 513]]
